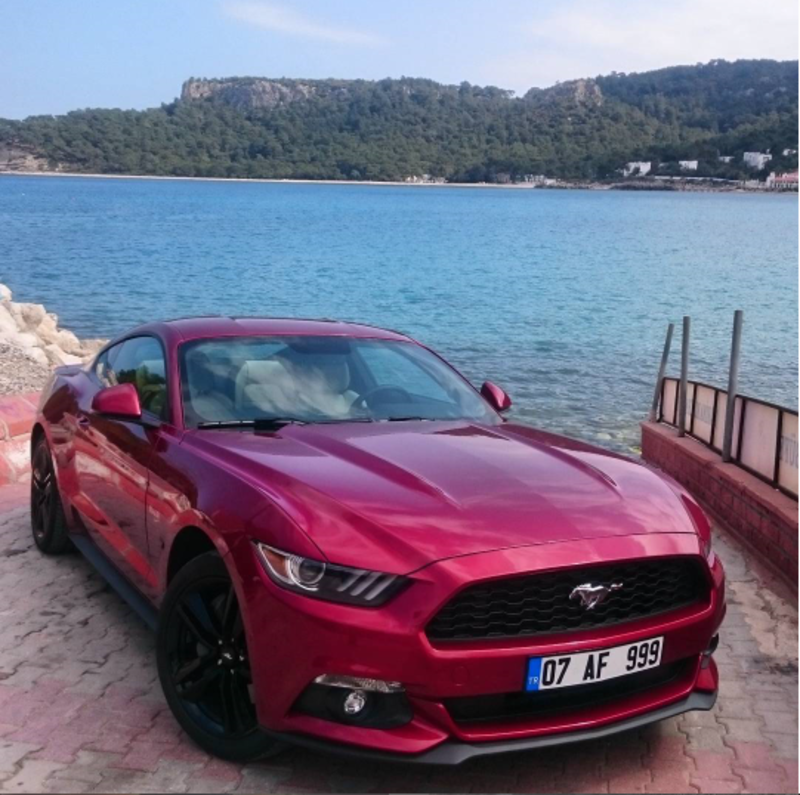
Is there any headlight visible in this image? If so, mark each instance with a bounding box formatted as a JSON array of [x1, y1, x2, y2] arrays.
[[253, 542, 407, 606]]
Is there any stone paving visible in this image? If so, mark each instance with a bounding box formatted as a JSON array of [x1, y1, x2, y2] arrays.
[[0, 479, 796, 794]]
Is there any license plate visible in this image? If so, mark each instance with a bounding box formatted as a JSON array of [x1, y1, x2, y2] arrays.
[[525, 637, 664, 691]]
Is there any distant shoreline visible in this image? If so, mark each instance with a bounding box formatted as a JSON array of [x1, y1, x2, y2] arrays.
[[0, 170, 794, 194], [0, 170, 547, 189]]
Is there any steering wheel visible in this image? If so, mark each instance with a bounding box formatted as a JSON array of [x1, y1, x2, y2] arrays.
[[352, 385, 413, 411]]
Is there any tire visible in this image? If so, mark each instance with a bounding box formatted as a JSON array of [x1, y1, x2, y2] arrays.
[[30, 438, 72, 555], [156, 552, 281, 762]]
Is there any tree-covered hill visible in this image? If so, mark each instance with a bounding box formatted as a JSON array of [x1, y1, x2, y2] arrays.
[[1, 59, 796, 182]]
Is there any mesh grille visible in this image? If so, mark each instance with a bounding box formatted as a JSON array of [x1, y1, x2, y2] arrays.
[[426, 557, 707, 642]]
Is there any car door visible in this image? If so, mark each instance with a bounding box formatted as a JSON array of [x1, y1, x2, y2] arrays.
[[73, 335, 169, 597]]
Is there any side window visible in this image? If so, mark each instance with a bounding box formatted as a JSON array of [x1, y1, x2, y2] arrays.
[[357, 344, 451, 402], [95, 343, 124, 388], [102, 337, 168, 419]]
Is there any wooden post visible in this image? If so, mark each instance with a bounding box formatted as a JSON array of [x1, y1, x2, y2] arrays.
[[649, 323, 674, 422], [677, 316, 690, 437], [722, 310, 744, 462]]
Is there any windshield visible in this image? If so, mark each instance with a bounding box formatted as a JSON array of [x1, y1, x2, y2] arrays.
[[179, 336, 497, 428]]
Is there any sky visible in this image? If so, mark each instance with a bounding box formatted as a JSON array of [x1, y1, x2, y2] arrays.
[[1, 0, 797, 119]]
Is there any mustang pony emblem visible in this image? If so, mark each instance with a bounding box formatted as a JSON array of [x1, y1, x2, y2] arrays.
[[570, 582, 623, 611]]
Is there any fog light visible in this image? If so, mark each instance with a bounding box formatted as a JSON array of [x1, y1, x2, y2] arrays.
[[314, 674, 404, 693], [296, 676, 413, 728], [342, 689, 368, 715]]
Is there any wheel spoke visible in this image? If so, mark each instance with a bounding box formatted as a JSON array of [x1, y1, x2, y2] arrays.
[[218, 672, 237, 733], [178, 664, 222, 703], [177, 601, 219, 649], [229, 672, 251, 729], [173, 654, 213, 686], [219, 671, 250, 734], [40, 498, 51, 528], [235, 665, 253, 685], [231, 608, 244, 642], [221, 585, 237, 636]]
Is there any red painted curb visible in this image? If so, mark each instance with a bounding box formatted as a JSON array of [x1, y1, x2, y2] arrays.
[[0, 392, 40, 485]]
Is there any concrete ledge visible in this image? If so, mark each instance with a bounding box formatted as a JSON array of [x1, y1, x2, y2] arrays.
[[642, 421, 798, 592], [0, 393, 39, 485]]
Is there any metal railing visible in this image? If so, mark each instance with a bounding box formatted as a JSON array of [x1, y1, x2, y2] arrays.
[[659, 376, 798, 499]]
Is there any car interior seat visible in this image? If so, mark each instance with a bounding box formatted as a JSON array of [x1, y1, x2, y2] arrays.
[[235, 359, 299, 416], [184, 351, 237, 422]]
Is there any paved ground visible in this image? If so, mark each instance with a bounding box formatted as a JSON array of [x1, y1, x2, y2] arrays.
[[0, 480, 796, 794]]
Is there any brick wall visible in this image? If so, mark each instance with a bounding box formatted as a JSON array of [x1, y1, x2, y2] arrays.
[[0, 393, 39, 485], [642, 420, 798, 591]]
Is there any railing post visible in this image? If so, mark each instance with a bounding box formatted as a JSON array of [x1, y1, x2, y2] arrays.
[[649, 323, 674, 422], [677, 316, 690, 437], [722, 310, 744, 462]]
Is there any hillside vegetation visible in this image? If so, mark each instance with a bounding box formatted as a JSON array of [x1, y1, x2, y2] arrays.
[[1, 59, 797, 182]]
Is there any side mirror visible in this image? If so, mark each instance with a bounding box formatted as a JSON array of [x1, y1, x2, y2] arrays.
[[92, 383, 142, 419], [481, 381, 512, 413]]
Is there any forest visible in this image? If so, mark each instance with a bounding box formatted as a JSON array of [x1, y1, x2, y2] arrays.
[[1, 59, 797, 182]]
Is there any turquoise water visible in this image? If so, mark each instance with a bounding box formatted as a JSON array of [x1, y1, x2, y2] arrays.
[[1, 175, 797, 451]]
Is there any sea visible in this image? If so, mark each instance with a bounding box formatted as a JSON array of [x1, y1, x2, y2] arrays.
[[1, 174, 797, 452]]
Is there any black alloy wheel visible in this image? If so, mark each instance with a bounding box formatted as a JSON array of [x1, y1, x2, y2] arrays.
[[156, 552, 279, 761], [30, 438, 71, 554]]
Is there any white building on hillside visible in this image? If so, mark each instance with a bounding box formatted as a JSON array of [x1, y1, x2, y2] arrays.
[[718, 155, 734, 163], [622, 161, 651, 177], [782, 148, 797, 157], [523, 175, 558, 186], [743, 152, 772, 169], [679, 160, 698, 171], [766, 171, 799, 190]]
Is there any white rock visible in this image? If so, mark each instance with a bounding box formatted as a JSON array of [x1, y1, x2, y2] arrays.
[[0, 304, 18, 336], [34, 313, 60, 345], [44, 344, 83, 367], [55, 329, 84, 355], [11, 331, 40, 349], [14, 303, 47, 333], [27, 347, 49, 366], [81, 338, 107, 356], [0, 287, 109, 394]]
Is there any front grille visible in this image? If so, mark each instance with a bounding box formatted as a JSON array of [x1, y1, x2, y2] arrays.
[[426, 557, 707, 642], [445, 660, 689, 725]]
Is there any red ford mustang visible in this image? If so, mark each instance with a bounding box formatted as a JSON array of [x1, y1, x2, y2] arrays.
[[30, 317, 725, 763]]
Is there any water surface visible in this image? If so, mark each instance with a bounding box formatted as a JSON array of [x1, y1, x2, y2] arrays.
[[1, 175, 796, 451]]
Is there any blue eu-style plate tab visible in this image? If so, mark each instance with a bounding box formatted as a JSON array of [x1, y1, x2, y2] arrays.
[[525, 657, 542, 691]]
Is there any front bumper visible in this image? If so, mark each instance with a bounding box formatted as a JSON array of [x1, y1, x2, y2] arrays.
[[235, 533, 725, 761], [262, 690, 718, 764]]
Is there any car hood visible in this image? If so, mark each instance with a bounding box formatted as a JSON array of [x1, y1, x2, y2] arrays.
[[184, 420, 698, 574]]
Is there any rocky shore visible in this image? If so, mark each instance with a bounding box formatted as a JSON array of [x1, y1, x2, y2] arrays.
[[0, 283, 106, 395]]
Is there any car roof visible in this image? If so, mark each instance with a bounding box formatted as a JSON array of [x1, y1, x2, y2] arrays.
[[120, 316, 413, 345]]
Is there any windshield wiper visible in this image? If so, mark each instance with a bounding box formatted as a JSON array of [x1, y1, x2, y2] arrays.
[[196, 416, 377, 430], [196, 417, 307, 430], [312, 417, 375, 424], [382, 416, 435, 422]]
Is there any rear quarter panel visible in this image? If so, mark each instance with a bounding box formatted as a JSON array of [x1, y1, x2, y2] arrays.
[[36, 366, 94, 531]]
